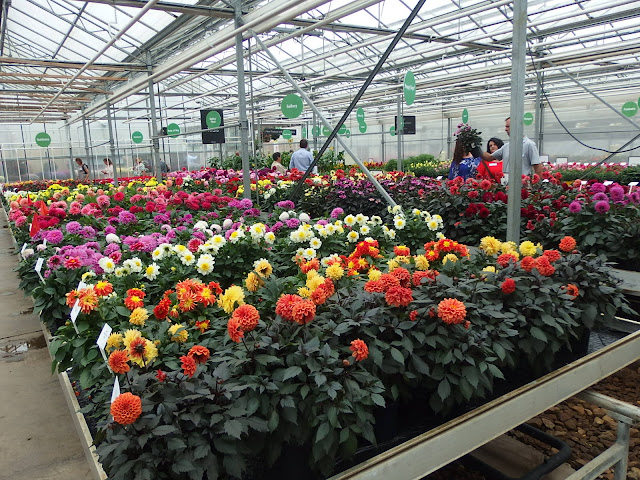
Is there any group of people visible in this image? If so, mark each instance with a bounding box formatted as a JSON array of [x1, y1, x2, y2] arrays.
[[448, 117, 542, 181], [270, 138, 318, 175], [73, 157, 170, 181]]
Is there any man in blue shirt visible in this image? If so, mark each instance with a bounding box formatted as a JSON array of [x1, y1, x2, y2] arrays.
[[288, 139, 317, 174]]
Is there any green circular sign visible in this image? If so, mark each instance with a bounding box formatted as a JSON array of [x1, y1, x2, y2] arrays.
[[281, 94, 303, 119], [322, 126, 331, 136], [167, 123, 181, 138], [358, 123, 367, 134], [282, 129, 292, 140], [523, 112, 534, 125], [622, 101, 638, 118], [131, 131, 143, 144], [356, 107, 365, 123], [390, 126, 396, 136], [404, 71, 416, 106], [205, 111, 222, 128], [345, 129, 351, 138], [338, 124, 347, 135], [35, 132, 51, 148], [462, 108, 469, 123], [312, 126, 320, 137]]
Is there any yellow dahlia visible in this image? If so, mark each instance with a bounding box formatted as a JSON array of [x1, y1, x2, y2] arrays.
[[325, 263, 344, 281], [217, 285, 245, 314], [129, 307, 148, 326], [414, 255, 430, 271], [168, 323, 188, 343], [519, 241, 540, 257], [479, 236, 502, 256]]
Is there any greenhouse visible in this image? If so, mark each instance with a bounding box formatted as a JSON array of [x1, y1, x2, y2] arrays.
[[1, 0, 640, 479]]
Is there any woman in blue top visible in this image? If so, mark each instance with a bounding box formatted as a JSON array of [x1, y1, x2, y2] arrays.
[[448, 139, 480, 180]]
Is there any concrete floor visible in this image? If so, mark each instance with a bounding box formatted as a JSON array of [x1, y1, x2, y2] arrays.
[[0, 215, 92, 480]]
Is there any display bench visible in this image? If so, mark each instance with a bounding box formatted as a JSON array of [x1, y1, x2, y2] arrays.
[[329, 319, 640, 480]]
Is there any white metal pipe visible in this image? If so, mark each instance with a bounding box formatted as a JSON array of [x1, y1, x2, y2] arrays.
[[32, 0, 161, 123]]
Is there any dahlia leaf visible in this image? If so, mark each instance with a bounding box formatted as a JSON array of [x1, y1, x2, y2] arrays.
[[390, 347, 404, 365], [315, 422, 330, 443], [152, 425, 178, 436], [193, 444, 210, 460], [224, 419, 244, 439], [282, 366, 302, 382], [370, 393, 385, 408], [437, 378, 451, 401], [530, 326, 547, 342]]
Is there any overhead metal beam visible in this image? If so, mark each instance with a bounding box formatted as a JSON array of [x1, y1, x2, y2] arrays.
[[0, 0, 11, 56], [0, 56, 147, 72]]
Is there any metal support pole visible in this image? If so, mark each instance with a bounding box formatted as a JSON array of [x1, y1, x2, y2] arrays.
[[381, 124, 385, 164], [81, 110, 91, 181], [534, 76, 541, 152], [397, 78, 402, 171], [536, 71, 545, 153], [506, 0, 527, 244], [312, 95, 317, 150], [447, 117, 452, 158], [65, 123, 75, 179], [146, 51, 162, 182], [106, 103, 118, 182], [248, 37, 257, 157], [234, 2, 251, 200], [250, 31, 397, 208]]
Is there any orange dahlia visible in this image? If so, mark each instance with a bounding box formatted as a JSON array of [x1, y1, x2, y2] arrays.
[[180, 354, 197, 377], [535, 256, 556, 277], [65, 289, 79, 308], [128, 337, 147, 360], [94, 281, 113, 297], [394, 245, 410, 256], [496, 253, 518, 268], [501, 278, 516, 294], [543, 249, 561, 262], [78, 287, 99, 314], [349, 339, 369, 361], [364, 280, 385, 293], [231, 304, 260, 332], [108, 350, 130, 374], [409, 310, 418, 321], [196, 286, 216, 306], [391, 267, 411, 288], [124, 295, 144, 311], [291, 300, 316, 325], [187, 345, 210, 364], [126, 288, 145, 299], [520, 256, 536, 273], [227, 316, 244, 343], [195, 319, 210, 333], [565, 284, 579, 299], [385, 286, 413, 307], [275, 294, 303, 322], [378, 273, 401, 292], [559, 236, 577, 252], [437, 298, 467, 325], [110, 392, 142, 425]]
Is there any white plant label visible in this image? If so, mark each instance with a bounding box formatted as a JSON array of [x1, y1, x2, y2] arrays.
[[603, 180, 613, 186], [629, 181, 638, 192], [542, 179, 550, 183], [34, 257, 45, 283], [436, 176, 443, 181], [111, 377, 121, 404], [77, 281, 87, 291], [70, 300, 81, 333], [96, 323, 113, 370], [20, 243, 27, 259], [42, 239, 47, 247]]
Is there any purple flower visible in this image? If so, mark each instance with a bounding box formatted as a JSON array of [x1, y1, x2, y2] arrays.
[[568, 201, 582, 213], [80, 226, 96, 239], [286, 218, 301, 228], [330, 207, 344, 218], [176, 226, 187, 232], [154, 214, 170, 224], [243, 208, 260, 217], [590, 183, 606, 194], [592, 192, 609, 202], [65, 221, 82, 234], [594, 200, 610, 214], [276, 200, 295, 209], [118, 211, 137, 224], [240, 198, 253, 209], [193, 231, 206, 241], [47, 255, 63, 268], [104, 226, 116, 234], [45, 229, 64, 244], [270, 221, 284, 233], [316, 219, 329, 226], [630, 192, 640, 204], [610, 185, 625, 202], [104, 243, 120, 256]]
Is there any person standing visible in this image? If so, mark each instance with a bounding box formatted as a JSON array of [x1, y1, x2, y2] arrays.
[[132, 157, 147, 175], [270, 152, 287, 175], [478, 117, 542, 180], [75, 157, 90, 182], [100, 158, 113, 179], [288, 139, 317, 174], [487, 137, 504, 154]]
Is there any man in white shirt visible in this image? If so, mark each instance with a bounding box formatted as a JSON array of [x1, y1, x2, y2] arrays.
[[478, 117, 542, 179], [288, 139, 317, 174]]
